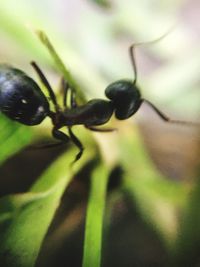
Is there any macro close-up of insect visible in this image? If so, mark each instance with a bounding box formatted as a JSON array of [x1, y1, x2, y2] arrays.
[[0, 41, 198, 163], [0, 1, 200, 267]]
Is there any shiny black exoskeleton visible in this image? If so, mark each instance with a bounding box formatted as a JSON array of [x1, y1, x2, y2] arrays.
[[0, 65, 49, 125], [0, 44, 197, 162]]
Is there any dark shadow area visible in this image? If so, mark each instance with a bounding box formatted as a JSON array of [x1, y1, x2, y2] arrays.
[[36, 189, 169, 267], [0, 141, 69, 197]]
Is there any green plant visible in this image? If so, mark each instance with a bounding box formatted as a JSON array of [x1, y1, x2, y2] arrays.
[[0, 2, 200, 266]]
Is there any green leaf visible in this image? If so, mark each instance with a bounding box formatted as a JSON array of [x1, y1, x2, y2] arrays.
[[83, 163, 110, 267], [35, 30, 86, 103], [0, 147, 94, 267], [119, 127, 187, 249], [0, 116, 32, 164], [0, 6, 51, 63], [89, 0, 111, 8], [173, 176, 200, 265]]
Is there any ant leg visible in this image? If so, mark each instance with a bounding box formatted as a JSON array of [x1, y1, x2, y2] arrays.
[[60, 78, 77, 109], [70, 88, 77, 109], [68, 127, 84, 162], [85, 125, 116, 132], [31, 61, 60, 112], [143, 99, 200, 127], [52, 127, 71, 143], [41, 125, 113, 151], [32, 127, 72, 150], [60, 77, 70, 108], [29, 141, 63, 150]]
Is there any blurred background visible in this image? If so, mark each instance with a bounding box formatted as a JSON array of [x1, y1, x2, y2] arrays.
[[0, 0, 200, 266]]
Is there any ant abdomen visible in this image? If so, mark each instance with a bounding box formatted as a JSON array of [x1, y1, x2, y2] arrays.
[[105, 79, 142, 120], [0, 65, 49, 125]]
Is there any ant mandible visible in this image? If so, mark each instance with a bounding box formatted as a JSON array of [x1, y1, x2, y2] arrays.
[[0, 40, 198, 162]]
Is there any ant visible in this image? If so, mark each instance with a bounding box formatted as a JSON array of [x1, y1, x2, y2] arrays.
[[0, 41, 198, 163]]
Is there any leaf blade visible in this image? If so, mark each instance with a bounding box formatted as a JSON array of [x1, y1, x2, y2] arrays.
[[83, 163, 110, 267], [0, 147, 94, 267]]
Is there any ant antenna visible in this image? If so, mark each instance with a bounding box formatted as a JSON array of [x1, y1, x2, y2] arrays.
[[129, 28, 200, 128], [129, 28, 173, 85], [143, 99, 200, 127]]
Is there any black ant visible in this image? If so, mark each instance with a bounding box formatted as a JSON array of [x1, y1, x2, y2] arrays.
[[0, 41, 198, 162]]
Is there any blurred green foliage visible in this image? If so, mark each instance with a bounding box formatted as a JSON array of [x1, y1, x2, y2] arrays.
[[0, 1, 199, 267]]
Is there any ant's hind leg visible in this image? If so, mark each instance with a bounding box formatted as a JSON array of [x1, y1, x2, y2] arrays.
[[68, 127, 84, 163], [31, 61, 60, 112], [29, 141, 63, 150]]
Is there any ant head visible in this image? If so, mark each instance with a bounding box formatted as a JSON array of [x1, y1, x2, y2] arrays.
[[104, 34, 168, 120], [104, 39, 143, 120], [105, 79, 142, 120]]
